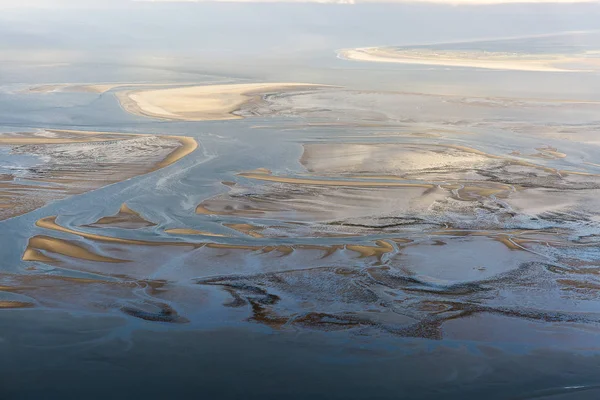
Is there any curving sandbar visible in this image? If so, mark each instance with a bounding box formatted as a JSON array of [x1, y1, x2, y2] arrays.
[[338, 47, 589, 72], [116, 83, 326, 121], [0, 129, 197, 221]]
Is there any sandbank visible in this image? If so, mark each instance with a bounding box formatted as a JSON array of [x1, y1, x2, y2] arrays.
[[0, 130, 197, 221], [27, 82, 194, 94], [116, 83, 325, 121], [338, 47, 582, 72]]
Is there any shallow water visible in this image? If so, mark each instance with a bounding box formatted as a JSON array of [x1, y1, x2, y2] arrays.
[[2, 3, 600, 399]]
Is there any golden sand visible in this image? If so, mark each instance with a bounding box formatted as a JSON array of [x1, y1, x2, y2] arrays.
[[24, 235, 128, 263], [153, 136, 198, 170], [431, 229, 559, 251], [0, 301, 35, 309], [116, 83, 325, 121], [165, 228, 228, 237], [346, 240, 394, 260], [88, 204, 156, 229], [224, 223, 265, 238], [25, 216, 403, 269], [532, 146, 567, 159], [36, 216, 201, 247]]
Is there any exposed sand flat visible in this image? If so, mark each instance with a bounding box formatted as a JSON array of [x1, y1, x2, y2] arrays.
[[22, 213, 417, 283], [301, 143, 499, 177], [338, 47, 585, 72], [24, 235, 128, 263], [86, 204, 156, 229], [301, 142, 600, 181], [26, 82, 194, 94], [46, 129, 198, 171], [0, 129, 197, 221], [19, 223, 414, 287], [224, 223, 265, 238], [198, 177, 445, 225], [116, 83, 326, 121], [36, 216, 201, 247], [1, 129, 197, 163]]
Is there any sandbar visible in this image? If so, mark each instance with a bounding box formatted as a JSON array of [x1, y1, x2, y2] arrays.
[[116, 83, 326, 121], [338, 47, 584, 72], [165, 228, 227, 237], [27, 82, 194, 94], [0, 129, 197, 221]]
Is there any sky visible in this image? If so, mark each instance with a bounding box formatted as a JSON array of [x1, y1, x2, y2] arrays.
[[0, 0, 598, 7]]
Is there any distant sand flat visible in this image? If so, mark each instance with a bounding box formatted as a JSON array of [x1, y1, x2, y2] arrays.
[[338, 47, 586, 72], [0, 129, 197, 221], [28, 83, 126, 94], [116, 83, 325, 121], [27, 82, 194, 94]]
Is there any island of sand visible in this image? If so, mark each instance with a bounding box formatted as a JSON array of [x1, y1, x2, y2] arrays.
[[0, 129, 197, 220], [115, 83, 326, 121], [337, 47, 598, 72]]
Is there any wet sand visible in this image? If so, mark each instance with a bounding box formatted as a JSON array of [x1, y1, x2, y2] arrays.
[[0, 129, 197, 220], [6, 86, 600, 340], [12, 123, 600, 339]]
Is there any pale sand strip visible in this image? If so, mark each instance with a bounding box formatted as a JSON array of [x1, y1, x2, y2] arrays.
[[338, 48, 582, 72], [23, 235, 128, 263], [153, 136, 197, 170], [237, 171, 511, 199], [165, 228, 228, 237], [35, 216, 200, 247], [27, 82, 195, 94], [115, 83, 326, 121]]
